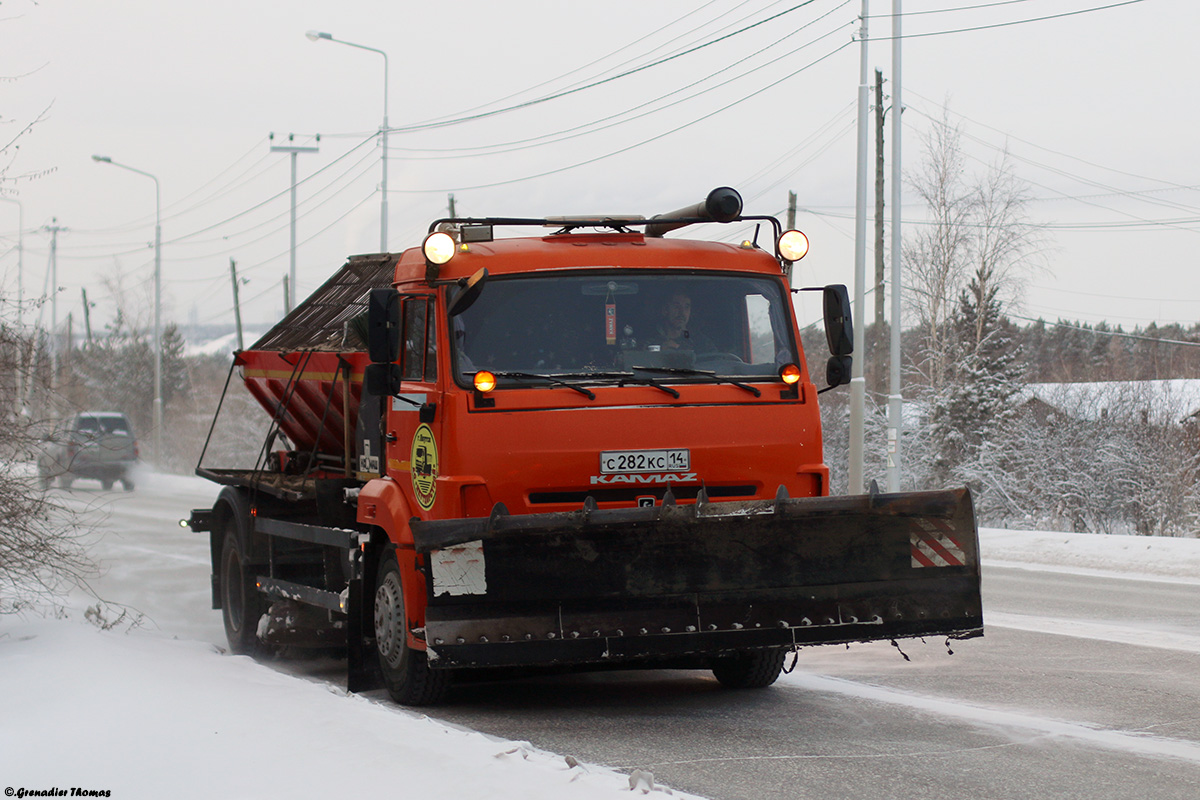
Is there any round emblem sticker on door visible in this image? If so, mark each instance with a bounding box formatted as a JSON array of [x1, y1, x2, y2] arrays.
[[410, 423, 439, 510]]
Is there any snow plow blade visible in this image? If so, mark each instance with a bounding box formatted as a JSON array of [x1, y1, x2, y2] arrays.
[[410, 488, 982, 669]]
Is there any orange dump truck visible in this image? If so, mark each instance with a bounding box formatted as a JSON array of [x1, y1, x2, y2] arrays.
[[188, 188, 982, 705]]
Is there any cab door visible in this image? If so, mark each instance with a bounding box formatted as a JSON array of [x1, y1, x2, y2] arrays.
[[386, 293, 443, 517]]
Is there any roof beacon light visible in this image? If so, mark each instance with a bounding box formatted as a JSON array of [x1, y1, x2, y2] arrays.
[[780, 363, 802, 385], [778, 230, 810, 262], [424, 231, 457, 266]]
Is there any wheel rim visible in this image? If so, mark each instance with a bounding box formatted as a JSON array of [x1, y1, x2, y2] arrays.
[[374, 569, 406, 669]]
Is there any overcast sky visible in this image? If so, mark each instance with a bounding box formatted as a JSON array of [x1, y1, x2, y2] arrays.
[[2, 0, 1196, 338]]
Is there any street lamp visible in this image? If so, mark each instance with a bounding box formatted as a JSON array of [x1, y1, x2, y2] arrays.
[[91, 154, 163, 467], [306, 30, 389, 253]]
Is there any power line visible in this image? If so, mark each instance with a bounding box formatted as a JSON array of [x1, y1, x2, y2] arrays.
[[383, 6, 853, 162], [867, 0, 1049, 19], [406, 0, 737, 125], [867, 0, 1149, 41], [386, 39, 854, 194], [388, 1, 826, 135], [1009, 312, 1200, 347]]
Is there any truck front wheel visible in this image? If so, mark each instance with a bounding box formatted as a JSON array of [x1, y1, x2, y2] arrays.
[[711, 649, 787, 689], [374, 552, 451, 706]]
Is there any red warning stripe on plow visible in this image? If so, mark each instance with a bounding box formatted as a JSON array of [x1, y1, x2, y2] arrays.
[[911, 519, 966, 568]]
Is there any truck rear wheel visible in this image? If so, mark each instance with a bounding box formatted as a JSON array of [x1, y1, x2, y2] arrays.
[[712, 649, 787, 689], [374, 552, 451, 706], [220, 528, 270, 656]]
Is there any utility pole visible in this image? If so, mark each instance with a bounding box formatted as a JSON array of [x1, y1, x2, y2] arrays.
[[874, 68, 887, 397], [887, 0, 905, 492], [270, 133, 320, 311], [230, 258, 245, 352], [850, 0, 870, 495], [283, 274, 291, 316], [43, 219, 66, 357], [785, 190, 797, 287], [81, 288, 94, 345], [448, 193, 457, 218]]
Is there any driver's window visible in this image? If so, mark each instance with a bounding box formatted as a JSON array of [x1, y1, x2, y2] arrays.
[[401, 296, 436, 382]]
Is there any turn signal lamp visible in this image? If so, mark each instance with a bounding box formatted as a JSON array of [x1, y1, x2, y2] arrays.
[[473, 370, 497, 393], [423, 231, 457, 265], [780, 363, 802, 385], [778, 229, 810, 262]]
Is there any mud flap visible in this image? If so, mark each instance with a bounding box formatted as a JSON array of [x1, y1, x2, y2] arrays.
[[410, 488, 982, 669]]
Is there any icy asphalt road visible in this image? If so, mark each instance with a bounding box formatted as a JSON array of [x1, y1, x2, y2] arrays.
[[61, 474, 1200, 800]]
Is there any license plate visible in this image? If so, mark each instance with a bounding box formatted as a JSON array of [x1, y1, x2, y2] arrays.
[[600, 449, 690, 474]]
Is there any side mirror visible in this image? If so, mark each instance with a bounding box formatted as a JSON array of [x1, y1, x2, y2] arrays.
[[825, 355, 852, 388], [367, 288, 401, 363], [823, 284, 853, 356], [448, 267, 488, 317], [364, 363, 402, 397]]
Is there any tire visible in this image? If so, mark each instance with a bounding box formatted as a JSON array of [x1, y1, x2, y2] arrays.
[[220, 527, 270, 656], [58, 475, 74, 490], [101, 479, 114, 491], [712, 649, 787, 689], [374, 551, 451, 706], [120, 477, 135, 492]]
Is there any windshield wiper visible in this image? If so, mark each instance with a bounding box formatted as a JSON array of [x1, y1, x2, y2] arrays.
[[490, 371, 596, 400], [616, 375, 680, 398], [631, 366, 762, 397]]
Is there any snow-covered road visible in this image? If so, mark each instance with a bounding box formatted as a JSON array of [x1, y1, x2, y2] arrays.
[[3, 472, 1199, 799]]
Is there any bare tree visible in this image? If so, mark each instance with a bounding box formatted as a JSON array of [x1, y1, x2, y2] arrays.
[[904, 110, 1041, 386], [904, 113, 975, 390], [965, 148, 1040, 351], [0, 317, 95, 613]]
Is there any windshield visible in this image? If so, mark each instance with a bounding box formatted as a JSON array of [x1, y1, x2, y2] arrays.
[[451, 271, 797, 386]]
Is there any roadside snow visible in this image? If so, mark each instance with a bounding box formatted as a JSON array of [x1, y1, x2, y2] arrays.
[[980, 527, 1200, 584], [1, 620, 677, 800]]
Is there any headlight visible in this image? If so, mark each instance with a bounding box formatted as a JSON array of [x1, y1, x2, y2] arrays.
[[778, 229, 809, 262], [423, 231, 457, 265], [779, 363, 802, 385]]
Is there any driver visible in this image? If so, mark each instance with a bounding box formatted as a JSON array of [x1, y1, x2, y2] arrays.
[[650, 291, 715, 352]]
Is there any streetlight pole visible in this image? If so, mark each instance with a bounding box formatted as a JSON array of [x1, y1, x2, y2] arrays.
[[306, 30, 389, 253], [850, 0, 870, 494], [92, 154, 162, 467]]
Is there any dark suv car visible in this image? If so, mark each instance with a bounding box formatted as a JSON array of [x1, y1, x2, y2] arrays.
[[38, 412, 139, 491]]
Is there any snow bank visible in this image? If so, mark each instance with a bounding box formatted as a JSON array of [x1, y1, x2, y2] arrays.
[[980, 526, 1200, 583], [0, 620, 692, 800]]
